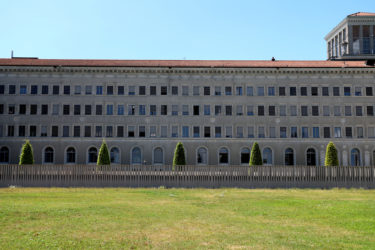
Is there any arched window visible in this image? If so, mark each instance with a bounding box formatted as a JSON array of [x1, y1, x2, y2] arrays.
[[197, 147, 208, 165], [285, 148, 294, 166], [219, 147, 229, 164], [351, 148, 360, 166], [44, 147, 54, 163], [306, 148, 316, 166], [110, 147, 120, 164], [88, 147, 97, 163], [240, 148, 250, 164], [66, 147, 76, 163], [0, 147, 9, 163], [131, 147, 142, 164], [263, 147, 273, 165], [153, 147, 163, 164]]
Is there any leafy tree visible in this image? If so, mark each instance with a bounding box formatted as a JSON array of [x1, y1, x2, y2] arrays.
[[173, 142, 186, 166], [249, 142, 263, 166], [325, 141, 338, 166], [19, 140, 34, 165], [97, 140, 110, 165]]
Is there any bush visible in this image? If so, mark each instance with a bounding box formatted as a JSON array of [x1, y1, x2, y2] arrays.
[[250, 142, 263, 166], [173, 142, 186, 166], [325, 141, 338, 166], [97, 140, 110, 165], [19, 140, 34, 165]]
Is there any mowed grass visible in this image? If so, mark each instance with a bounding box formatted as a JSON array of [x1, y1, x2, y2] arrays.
[[0, 188, 375, 249]]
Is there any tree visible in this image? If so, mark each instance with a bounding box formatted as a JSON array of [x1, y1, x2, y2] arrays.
[[173, 142, 186, 166], [325, 141, 338, 166], [19, 140, 34, 165], [97, 140, 110, 165], [249, 142, 263, 166]]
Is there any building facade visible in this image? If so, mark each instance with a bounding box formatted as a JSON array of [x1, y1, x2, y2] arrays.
[[1, 13, 375, 166]]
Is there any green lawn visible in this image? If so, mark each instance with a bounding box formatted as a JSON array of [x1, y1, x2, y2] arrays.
[[0, 188, 374, 249]]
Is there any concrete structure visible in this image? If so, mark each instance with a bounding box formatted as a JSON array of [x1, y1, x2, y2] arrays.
[[0, 13, 375, 166]]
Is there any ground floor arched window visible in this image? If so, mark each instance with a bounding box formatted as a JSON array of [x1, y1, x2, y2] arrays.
[[219, 147, 229, 164], [240, 148, 250, 164], [132, 147, 142, 164], [351, 148, 360, 166], [110, 147, 120, 164], [88, 147, 97, 163], [66, 147, 76, 163], [0, 147, 9, 163], [306, 148, 316, 166], [197, 147, 207, 164], [263, 147, 272, 165], [285, 148, 294, 166], [44, 147, 54, 163], [153, 147, 163, 164]]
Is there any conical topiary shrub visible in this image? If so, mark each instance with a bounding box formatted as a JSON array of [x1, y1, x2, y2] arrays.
[[249, 142, 263, 166], [97, 140, 110, 165], [173, 142, 186, 166], [19, 140, 34, 165], [325, 141, 338, 166]]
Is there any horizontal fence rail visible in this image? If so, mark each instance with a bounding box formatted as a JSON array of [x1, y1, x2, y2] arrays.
[[0, 165, 374, 188]]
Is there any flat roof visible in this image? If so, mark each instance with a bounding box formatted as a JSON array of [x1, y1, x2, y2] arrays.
[[0, 58, 374, 68]]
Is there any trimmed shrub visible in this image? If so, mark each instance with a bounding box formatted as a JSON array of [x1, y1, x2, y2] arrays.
[[173, 142, 186, 166], [19, 140, 34, 165], [97, 140, 110, 165], [325, 141, 338, 166], [250, 142, 263, 166]]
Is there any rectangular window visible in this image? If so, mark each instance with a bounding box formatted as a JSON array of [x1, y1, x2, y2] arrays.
[[280, 127, 287, 138], [247, 105, 254, 116], [345, 127, 352, 138], [0, 104, 3, 114], [345, 106, 351, 116], [236, 105, 243, 116], [236, 86, 243, 96], [182, 126, 189, 138], [290, 105, 297, 116], [0, 85, 4, 94], [236, 126, 243, 138], [128, 86, 135, 95], [74, 105, 81, 115], [291, 127, 297, 138], [96, 86, 103, 95], [8, 125, 14, 137], [269, 127, 276, 138], [18, 126, 25, 137], [63, 126, 69, 137], [225, 105, 232, 116], [344, 87, 351, 96], [257, 87, 264, 96], [8, 105, 15, 114], [161, 105, 167, 115], [95, 126, 102, 137], [150, 105, 157, 115], [334, 106, 341, 116], [215, 105, 222, 115], [323, 127, 330, 138], [204, 126, 211, 138], [75, 86, 81, 95], [73, 126, 80, 137], [29, 126, 37, 137], [139, 86, 146, 95], [63, 105, 71, 115], [106, 105, 113, 115], [279, 105, 286, 116], [139, 126, 145, 137], [85, 86, 92, 95], [225, 86, 232, 95], [368, 127, 375, 138], [52, 126, 59, 137], [313, 127, 319, 138], [171, 126, 178, 137], [323, 106, 330, 116], [52, 104, 59, 115], [367, 106, 374, 116], [172, 105, 179, 116], [356, 106, 362, 116], [182, 105, 189, 115], [96, 105, 102, 115], [20, 85, 27, 94], [118, 86, 124, 95], [9, 85, 16, 94], [225, 126, 232, 138], [182, 86, 189, 96], [42, 85, 48, 95], [215, 86, 221, 96], [117, 105, 124, 115], [268, 106, 275, 116], [63, 85, 70, 95], [193, 86, 200, 96], [193, 105, 200, 116], [106, 86, 113, 95], [312, 106, 319, 116], [139, 105, 145, 115], [258, 106, 264, 116], [117, 126, 124, 137], [41, 126, 47, 137], [150, 126, 157, 137], [302, 127, 308, 138], [172, 86, 178, 95], [27, 104, 37, 115], [300, 87, 307, 96], [333, 87, 340, 96], [334, 127, 341, 138], [31, 85, 38, 95], [41, 104, 48, 115], [161, 126, 167, 137], [289, 87, 296, 96], [355, 87, 362, 96], [128, 126, 135, 137], [161, 86, 167, 95], [19, 104, 26, 114], [246, 86, 253, 96], [322, 87, 329, 96], [301, 106, 308, 116], [204, 86, 210, 96], [311, 87, 318, 96], [193, 126, 200, 138], [366, 87, 373, 96], [268, 87, 275, 96], [204, 105, 210, 115], [127, 105, 135, 115], [357, 127, 364, 138], [150, 86, 157, 95], [258, 126, 265, 138], [248, 127, 254, 138], [215, 126, 221, 138]]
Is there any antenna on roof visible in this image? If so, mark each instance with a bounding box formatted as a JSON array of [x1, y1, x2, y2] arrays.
[[11, 50, 14, 59]]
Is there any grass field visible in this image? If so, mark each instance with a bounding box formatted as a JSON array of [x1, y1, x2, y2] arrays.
[[0, 188, 375, 249]]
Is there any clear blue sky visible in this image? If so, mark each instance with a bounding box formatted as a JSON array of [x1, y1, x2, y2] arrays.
[[1, 0, 374, 60]]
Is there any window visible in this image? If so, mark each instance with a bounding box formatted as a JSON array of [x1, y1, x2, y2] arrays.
[[368, 127, 375, 138], [96, 86, 103, 95], [285, 148, 294, 166], [301, 106, 308, 116], [85, 86, 92, 95], [0, 104, 3, 114], [29, 126, 37, 137], [128, 105, 135, 115], [236, 105, 243, 116], [355, 87, 362, 96], [74, 105, 81, 115], [215, 127, 221, 138], [291, 127, 297, 138], [225, 126, 232, 138], [215, 86, 221, 96], [268, 87, 275, 96], [193, 105, 200, 116], [219, 148, 229, 164], [63, 126, 69, 137], [204, 86, 210, 96], [8, 125, 14, 137], [258, 106, 264, 116], [258, 126, 265, 138], [150, 86, 157, 95], [117, 105, 124, 115], [66, 147, 76, 163], [153, 148, 163, 164], [106, 105, 113, 115], [193, 126, 200, 137], [247, 105, 254, 116], [225, 106, 232, 116], [204, 105, 210, 115], [96, 105, 102, 115], [236, 126, 243, 138], [20, 85, 27, 94], [88, 147, 97, 163], [290, 105, 297, 116], [248, 127, 254, 138], [334, 127, 341, 138], [74, 126, 80, 137], [0, 85, 4, 94], [182, 86, 189, 96], [215, 105, 222, 115], [18, 126, 25, 137], [322, 87, 329, 96], [367, 106, 374, 116], [0, 147, 9, 163], [241, 148, 250, 164], [117, 126, 124, 137], [161, 105, 167, 115], [257, 87, 264, 96], [118, 86, 124, 95], [182, 126, 189, 138], [268, 106, 275, 116], [139, 105, 145, 115], [75, 86, 81, 95], [263, 148, 273, 165], [9, 85, 16, 94], [161, 86, 167, 95], [356, 106, 362, 116], [345, 106, 351, 116], [246, 86, 253, 96], [193, 86, 200, 96], [8, 105, 15, 114], [312, 106, 319, 116], [313, 127, 319, 138], [171, 125, 178, 137], [357, 127, 364, 138], [269, 127, 276, 138], [366, 87, 373, 96], [139, 126, 145, 137], [161, 126, 167, 137], [84, 126, 91, 137], [345, 127, 352, 138], [150, 105, 157, 115], [197, 147, 207, 165], [204, 126, 210, 138], [236, 86, 243, 96], [19, 104, 26, 114], [172, 86, 178, 95], [63, 85, 70, 95], [306, 148, 316, 166], [334, 106, 341, 116], [63, 105, 70, 115], [351, 148, 360, 166], [311, 87, 318, 96], [323, 106, 330, 116], [182, 105, 189, 115], [302, 127, 308, 138], [128, 86, 135, 95], [105, 86, 113, 95], [344, 87, 351, 96], [300, 87, 307, 96], [41, 125, 48, 137], [44, 147, 54, 163], [225, 86, 232, 95], [150, 126, 157, 137], [30, 85, 38, 95], [128, 126, 135, 137], [323, 127, 330, 138], [106, 126, 113, 137], [279, 105, 286, 116], [333, 87, 340, 96], [280, 127, 287, 138], [139, 86, 146, 95], [290, 87, 296, 96]]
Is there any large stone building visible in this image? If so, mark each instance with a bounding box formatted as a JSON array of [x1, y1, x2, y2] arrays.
[[1, 13, 375, 166]]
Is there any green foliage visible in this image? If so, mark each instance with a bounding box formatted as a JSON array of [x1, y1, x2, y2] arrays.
[[19, 140, 34, 165], [325, 141, 339, 166], [173, 142, 186, 166], [97, 140, 110, 165], [249, 142, 263, 166]]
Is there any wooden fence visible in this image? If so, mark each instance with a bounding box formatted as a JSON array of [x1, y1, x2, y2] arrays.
[[0, 165, 374, 188]]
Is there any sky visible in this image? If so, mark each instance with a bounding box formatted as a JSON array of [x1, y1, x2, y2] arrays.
[[1, 0, 374, 61]]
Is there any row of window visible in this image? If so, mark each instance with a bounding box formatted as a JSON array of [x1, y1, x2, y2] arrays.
[[0, 146, 365, 166], [2, 125, 375, 139], [2, 104, 375, 117], [1, 84, 374, 97]]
